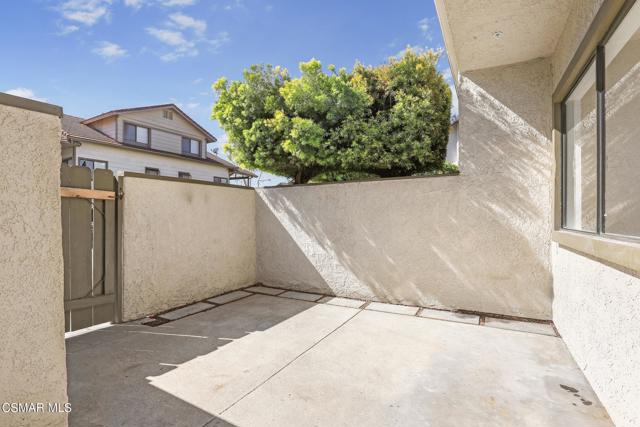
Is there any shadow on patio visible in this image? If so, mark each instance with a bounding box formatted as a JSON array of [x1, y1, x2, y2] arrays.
[[66, 290, 612, 427]]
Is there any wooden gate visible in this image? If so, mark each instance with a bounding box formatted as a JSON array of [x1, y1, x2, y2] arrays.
[[60, 166, 117, 332]]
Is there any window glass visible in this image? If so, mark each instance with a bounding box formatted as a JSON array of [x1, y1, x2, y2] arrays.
[[79, 158, 107, 171], [136, 126, 149, 144], [190, 139, 199, 155], [563, 60, 598, 232], [604, 1, 640, 237], [145, 167, 159, 176], [124, 123, 136, 142], [178, 171, 191, 179]]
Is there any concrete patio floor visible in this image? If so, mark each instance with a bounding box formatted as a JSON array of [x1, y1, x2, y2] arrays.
[[66, 288, 613, 427]]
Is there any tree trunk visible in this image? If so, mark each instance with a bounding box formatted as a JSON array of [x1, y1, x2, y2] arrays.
[[294, 169, 314, 184]]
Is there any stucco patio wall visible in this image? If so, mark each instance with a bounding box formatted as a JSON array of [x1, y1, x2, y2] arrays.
[[256, 58, 554, 320], [0, 96, 68, 427], [120, 175, 256, 321], [550, 1, 639, 425]]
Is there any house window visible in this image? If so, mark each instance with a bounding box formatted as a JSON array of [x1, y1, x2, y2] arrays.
[[561, 0, 640, 239], [178, 171, 191, 179], [213, 176, 229, 184], [562, 60, 597, 232], [181, 137, 201, 156], [163, 110, 173, 120], [124, 123, 150, 146], [145, 167, 160, 176], [79, 158, 108, 170], [603, 0, 640, 238]]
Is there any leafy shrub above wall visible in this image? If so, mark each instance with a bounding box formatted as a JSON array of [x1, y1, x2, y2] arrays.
[[212, 48, 452, 184]]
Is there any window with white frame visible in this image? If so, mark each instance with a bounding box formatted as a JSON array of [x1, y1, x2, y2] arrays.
[[562, 0, 640, 239]]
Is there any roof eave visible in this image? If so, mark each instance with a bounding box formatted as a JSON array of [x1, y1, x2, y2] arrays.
[[82, 103, 216, 142], [434, 0, 460, 91]]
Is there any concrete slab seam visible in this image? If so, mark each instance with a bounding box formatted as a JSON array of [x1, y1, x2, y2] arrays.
[[218, 308, 364, 416]]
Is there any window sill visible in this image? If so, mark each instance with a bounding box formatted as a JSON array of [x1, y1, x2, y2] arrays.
[[123, 141, 150, 149], [552, 229, 640, 272]]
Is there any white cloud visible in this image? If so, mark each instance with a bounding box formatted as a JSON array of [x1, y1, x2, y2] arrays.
[[186, 102, 200, 109], [59, 0, 112, 26], [92, 41, 127, 60], [147, 27, 188, 46], [394, 44, 426, 57], [56, 23, 80, 35], [442, 67, 452, 82], [208, 31, 230, 50], [123, 0, 145, 8], [168, 12, 206, 35], [5, 88, 48, 102], [147, 14, 229, 61], [161, 0, 196, 6], [192, 77, 203, 84], [223, 0, 244, 11], [418, 17, 433, 40]]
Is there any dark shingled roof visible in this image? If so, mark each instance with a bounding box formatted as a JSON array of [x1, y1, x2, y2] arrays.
[[62, 114, 118, 145]]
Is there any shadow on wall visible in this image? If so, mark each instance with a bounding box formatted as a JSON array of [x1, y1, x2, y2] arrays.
[[256, 58, 555, 319]]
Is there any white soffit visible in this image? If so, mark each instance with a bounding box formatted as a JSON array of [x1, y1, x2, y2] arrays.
[[435, 0, 574, 75]]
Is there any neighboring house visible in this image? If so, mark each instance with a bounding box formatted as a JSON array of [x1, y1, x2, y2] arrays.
[[446, 118, 459, 165], [60, 103, 256, 185]]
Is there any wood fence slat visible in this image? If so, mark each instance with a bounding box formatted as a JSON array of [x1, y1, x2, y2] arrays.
[[61, 166, 118, 332], [60, 187, 115, 200], [93, 169, 116, 324], [61, 166, 94, 331]]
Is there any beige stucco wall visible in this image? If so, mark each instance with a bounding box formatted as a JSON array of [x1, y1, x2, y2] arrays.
[[0, 104, 68, 427], [550, 2, 640, 425], [552, 244, 640, 427], [257, 59, 554, 319], [551, 0, 606, 89], [121, 176, 256, 320], [256, 59, 554, 319]]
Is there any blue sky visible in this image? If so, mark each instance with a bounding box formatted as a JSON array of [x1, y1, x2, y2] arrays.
[[2, 0, 456, 185]]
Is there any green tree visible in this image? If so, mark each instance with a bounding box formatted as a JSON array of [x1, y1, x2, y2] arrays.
[[212, 48, 452, 184]]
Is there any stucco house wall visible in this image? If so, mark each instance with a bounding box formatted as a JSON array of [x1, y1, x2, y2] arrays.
[[120, 175, 256, 320], [0, 98, 68, 427], [549, 1, 640, 425], [257, 59, 554, 319]]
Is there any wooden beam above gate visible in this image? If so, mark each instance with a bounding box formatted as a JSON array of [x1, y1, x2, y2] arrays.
[[60, 187, 116, 200]]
